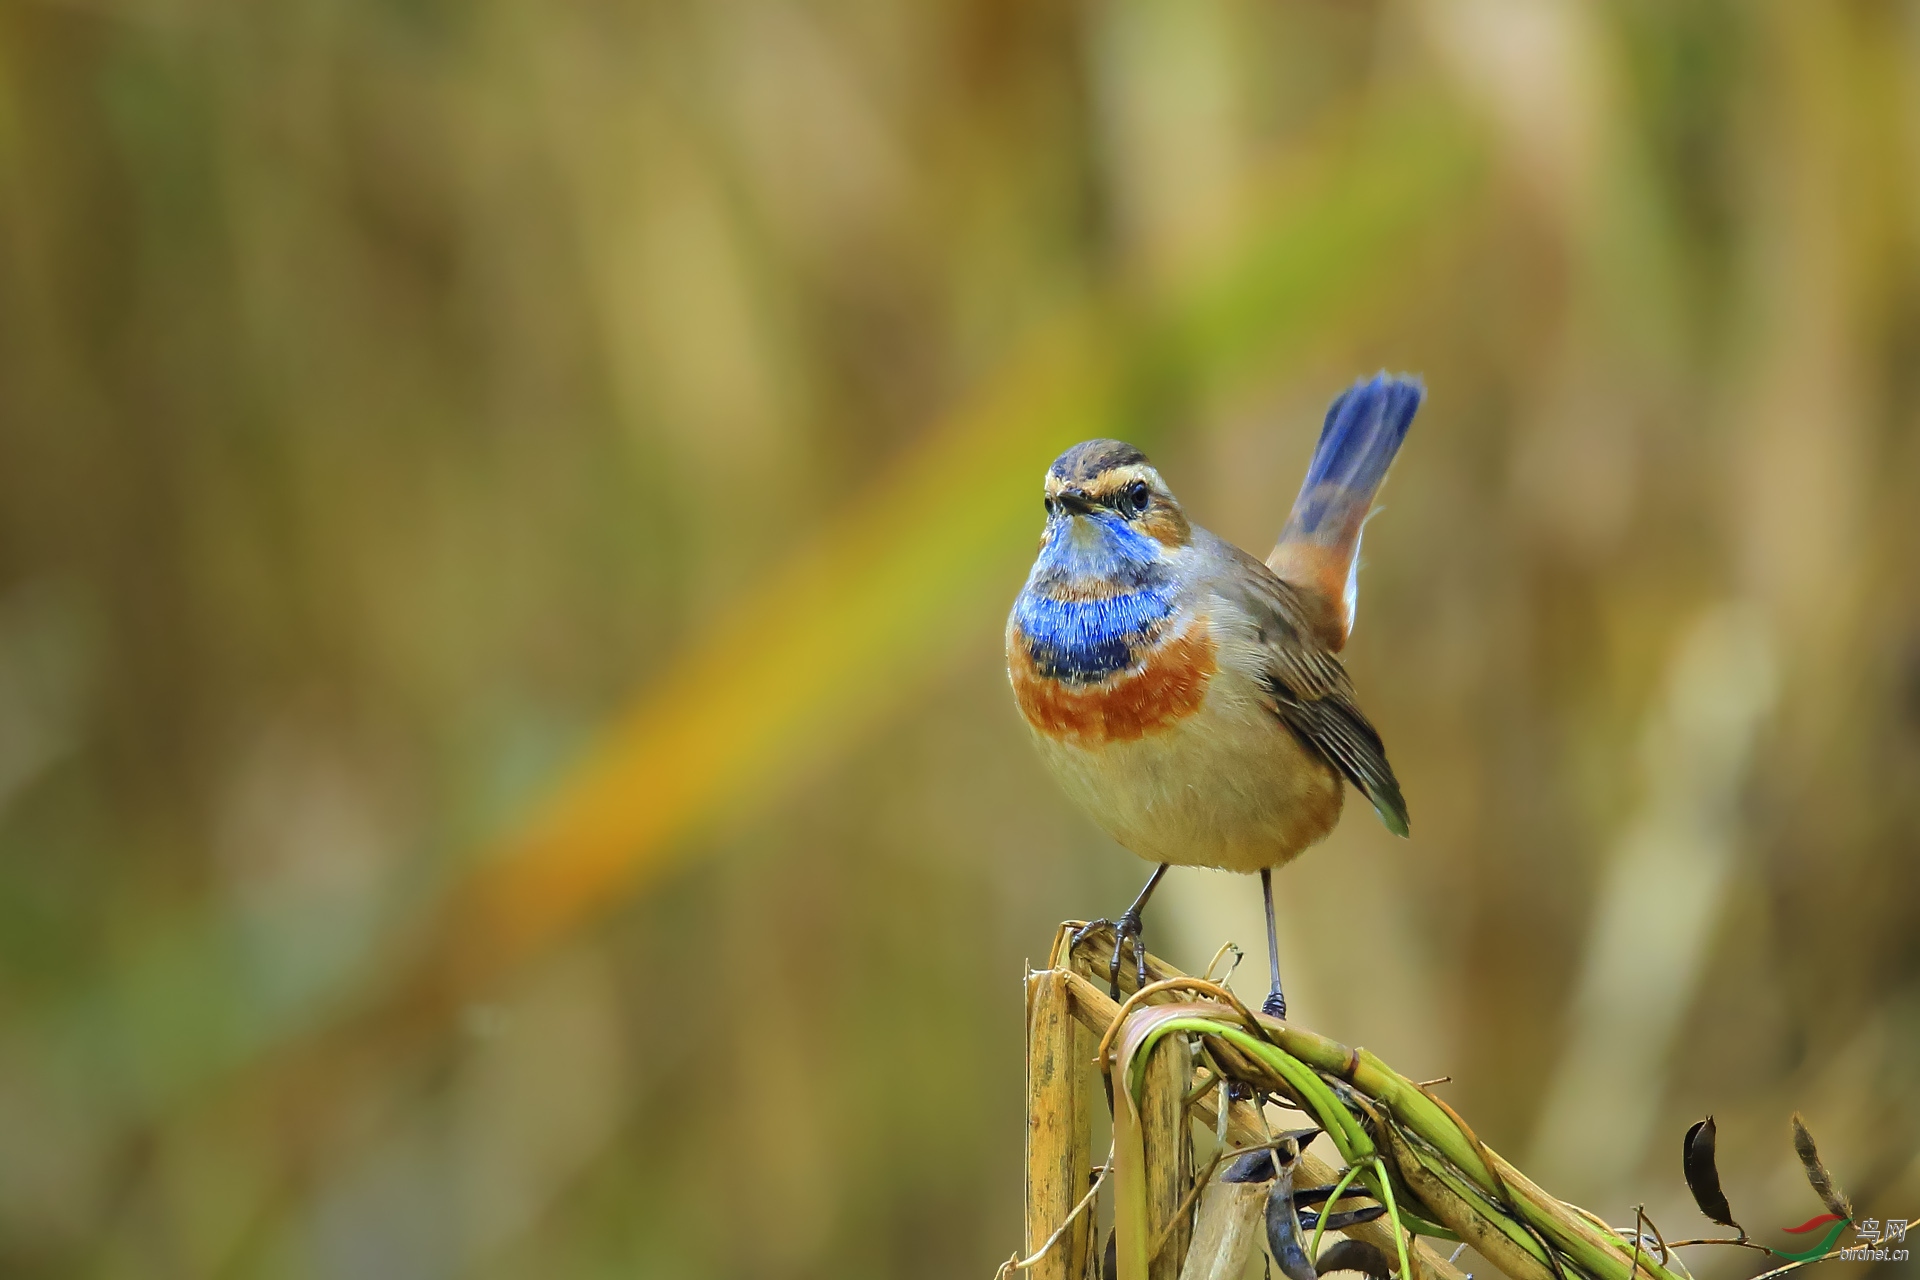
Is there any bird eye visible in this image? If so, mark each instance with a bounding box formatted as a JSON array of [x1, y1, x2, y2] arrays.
[[1122, 480, 1152, 517], [1044, 496, 1057, 516]]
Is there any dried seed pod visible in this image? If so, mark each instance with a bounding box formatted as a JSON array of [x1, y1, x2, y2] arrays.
[[1789, 1113, 1854, 1220], [1296, 1205, 1387, 1232], [1264, 1163, 1320, 1280], [1275, 1126, 1324, 1154], [1314, 1239, 1393, 1280], [1682, 1117, 1741, 1231], [1225, 1150, 1278, 1183]]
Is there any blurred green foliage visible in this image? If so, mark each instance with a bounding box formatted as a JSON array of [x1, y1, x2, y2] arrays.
[[0, 2, 1917, 1278]]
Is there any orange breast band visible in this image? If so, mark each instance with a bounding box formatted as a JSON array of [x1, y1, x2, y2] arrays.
[[1010, 619, 1217, 747]]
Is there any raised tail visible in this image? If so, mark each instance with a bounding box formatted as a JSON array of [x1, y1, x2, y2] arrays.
[[1266, 373, 1422, 649]]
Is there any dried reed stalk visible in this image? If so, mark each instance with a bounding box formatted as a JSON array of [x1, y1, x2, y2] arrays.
[[1178, 1179, 1270, 1280], [1057, 965, 1460, 1280], [1026, 968, 1093, 1280], [1140, 1032, 1191, 1279], [1032, 921, 1693, 1280]]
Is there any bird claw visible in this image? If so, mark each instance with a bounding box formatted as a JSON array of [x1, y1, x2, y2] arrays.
[[1069, 909, 1149, 999], [1262, 988, 1287, 1020]]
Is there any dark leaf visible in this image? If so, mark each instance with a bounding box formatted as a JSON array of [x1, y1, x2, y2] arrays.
[[1682, 1117, 1740, 1229], [1102, 1228, 1116, 1280], [1225, 1150, 1278, 1183], [1297, 1205, 1387, 1232], [1790, 1112, 1854, 1219], [1277, 1125, 1325, 1151], [1315, 1239, 1394, 1279], [1230, 1128, 1323, 1186], [1265, 1166, 1320, 1280]]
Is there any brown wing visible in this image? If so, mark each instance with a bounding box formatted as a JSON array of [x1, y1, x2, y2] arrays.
[[1211, 537, 1411, 837]]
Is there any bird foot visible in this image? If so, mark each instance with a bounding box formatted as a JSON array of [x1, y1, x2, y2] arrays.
[[1068, 909, 1149, 999], [1262, 989, 1287, 1021]]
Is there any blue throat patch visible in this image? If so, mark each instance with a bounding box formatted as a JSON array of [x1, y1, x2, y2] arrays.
[[1014, 516, 1176, 682]]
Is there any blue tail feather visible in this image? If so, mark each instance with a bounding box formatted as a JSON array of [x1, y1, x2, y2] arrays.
[[1270, 373, 1422, 644], [1289, 373, 1422, 538]]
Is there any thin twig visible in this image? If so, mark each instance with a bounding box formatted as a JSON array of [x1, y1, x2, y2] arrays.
[[1572, 1204, 1612, 1233], [1642, 1209, 1670, 1267], [994, 1141, 1115, 1279], [1661, 1237, 1772, 1253], [1183, 1067, 1224, 1110], [1740, 1249, 1847, 1280], [1203, 941, 1243, 984]]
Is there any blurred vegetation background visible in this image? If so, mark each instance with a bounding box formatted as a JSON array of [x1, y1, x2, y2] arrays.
[[1, 0, 1917, 1276]]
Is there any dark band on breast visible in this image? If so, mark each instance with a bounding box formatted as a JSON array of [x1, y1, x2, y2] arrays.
[[1012, 585, 1176, 682], [1010, 619, 1217, 745]]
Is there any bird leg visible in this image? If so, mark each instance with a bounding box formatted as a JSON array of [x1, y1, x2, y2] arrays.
[[1261, 867, 1287, 1020], [1069, 863, 1169, 997]]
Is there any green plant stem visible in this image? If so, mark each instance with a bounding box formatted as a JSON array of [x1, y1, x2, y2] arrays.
[[1124, 1020, 1452, 1237], [1121, 1011, 1686, 1280], [1310, 1162, 1367, 1264], [1374, 1157, 1415, 1280], [1269, 1031, 1682, 1280], [1391, 1124, 1555, 1272]]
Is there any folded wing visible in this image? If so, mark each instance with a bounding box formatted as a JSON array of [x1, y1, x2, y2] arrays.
[[1216, 541, 1411, 837]]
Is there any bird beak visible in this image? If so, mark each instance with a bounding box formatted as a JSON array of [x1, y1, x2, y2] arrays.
[[1054, 488, 1095, 515]]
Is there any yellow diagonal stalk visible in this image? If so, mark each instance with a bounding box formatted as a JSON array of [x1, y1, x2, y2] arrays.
[[451, 318, 1117, 978]]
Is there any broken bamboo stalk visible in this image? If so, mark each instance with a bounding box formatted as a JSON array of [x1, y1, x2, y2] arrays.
[[1141, 1031, 1191, 1280], [1025, 967, 1093, 1280], [1057, 966, 1461, 1280], [1179, 1178, 1270, 1280]]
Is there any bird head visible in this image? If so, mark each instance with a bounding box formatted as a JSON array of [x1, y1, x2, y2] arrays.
[[1040, 439, 1191, 550]]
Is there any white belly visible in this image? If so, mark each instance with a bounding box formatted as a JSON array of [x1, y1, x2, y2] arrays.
[[1027, 662, 1344, 873]]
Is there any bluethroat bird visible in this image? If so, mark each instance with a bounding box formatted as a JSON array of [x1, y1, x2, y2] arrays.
[[1007, 374, 1420, 1018]]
